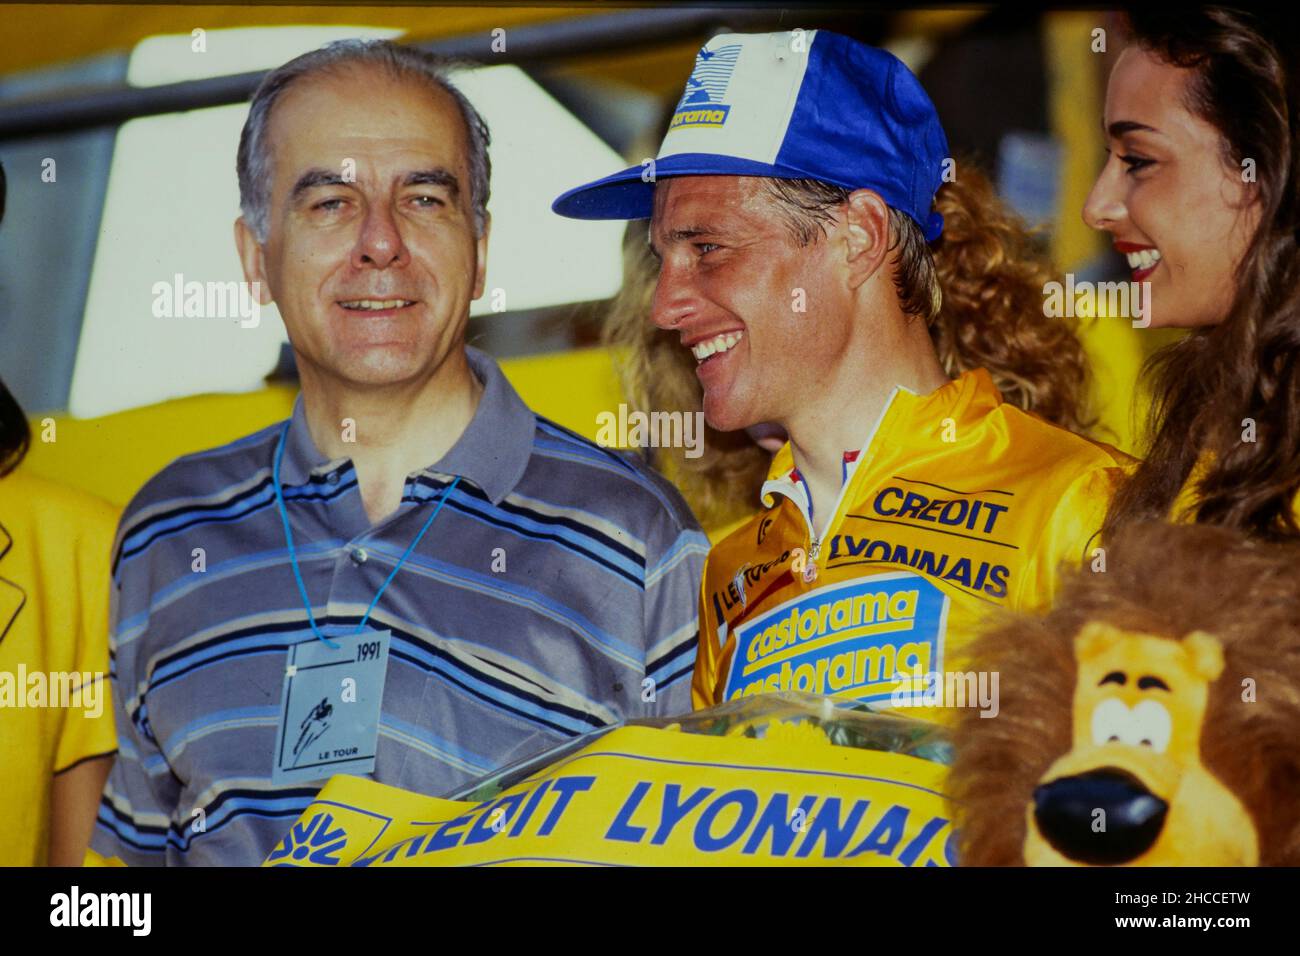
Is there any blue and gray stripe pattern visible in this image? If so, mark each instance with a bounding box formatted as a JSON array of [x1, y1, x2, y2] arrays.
[[92, 346, 707, 865]]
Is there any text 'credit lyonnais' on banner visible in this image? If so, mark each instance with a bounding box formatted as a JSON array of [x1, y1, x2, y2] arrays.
[[266, 720, 954, 867]]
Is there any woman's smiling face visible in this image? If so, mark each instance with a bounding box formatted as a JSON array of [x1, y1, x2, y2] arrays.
[[1083, 44, 1261, 329]]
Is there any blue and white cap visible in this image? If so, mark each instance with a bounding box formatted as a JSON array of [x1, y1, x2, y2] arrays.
[[552, 30, 950, 241]]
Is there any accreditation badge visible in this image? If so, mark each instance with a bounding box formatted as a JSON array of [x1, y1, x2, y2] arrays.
[[271, 627, 391, 785]]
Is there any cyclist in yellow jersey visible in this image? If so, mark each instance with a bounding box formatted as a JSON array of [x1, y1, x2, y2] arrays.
[[553, 30, 1132, 723], [692, 370, 1125, 718]]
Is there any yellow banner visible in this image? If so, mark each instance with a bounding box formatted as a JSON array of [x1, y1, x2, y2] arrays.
[[265, 723, 953, 866]]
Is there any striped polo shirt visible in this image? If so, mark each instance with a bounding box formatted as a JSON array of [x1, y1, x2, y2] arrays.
[[92, 346, 708, 866]]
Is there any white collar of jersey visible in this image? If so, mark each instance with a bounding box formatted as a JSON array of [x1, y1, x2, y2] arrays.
[[759, 383, 907, 511]]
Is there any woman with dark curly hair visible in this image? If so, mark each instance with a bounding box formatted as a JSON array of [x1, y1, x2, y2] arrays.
[[1085, 7, 1300, 541]]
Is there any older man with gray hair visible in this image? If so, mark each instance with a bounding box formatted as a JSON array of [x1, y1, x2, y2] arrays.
[[92, 39, 708, 866]]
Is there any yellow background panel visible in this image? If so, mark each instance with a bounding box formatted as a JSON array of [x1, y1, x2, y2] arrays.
[[23, 348, 624, 507]]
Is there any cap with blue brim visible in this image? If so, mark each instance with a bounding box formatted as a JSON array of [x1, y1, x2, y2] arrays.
[[552, 30, 950, 242]]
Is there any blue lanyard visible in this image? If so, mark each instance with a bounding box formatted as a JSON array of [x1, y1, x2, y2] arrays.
[[272, 421, 461, 649]]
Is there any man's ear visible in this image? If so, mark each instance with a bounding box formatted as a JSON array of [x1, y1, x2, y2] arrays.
[[234, 217, 274, 305], [841, 188, 892, 291], [472, 211, 491, 301]]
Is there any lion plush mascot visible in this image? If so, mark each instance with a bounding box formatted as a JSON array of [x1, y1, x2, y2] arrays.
[[948, 521, 1300, 866]]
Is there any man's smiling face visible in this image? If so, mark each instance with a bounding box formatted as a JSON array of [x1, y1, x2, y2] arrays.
[[241, 64, 488, 389], [648, 175, 850, 433]]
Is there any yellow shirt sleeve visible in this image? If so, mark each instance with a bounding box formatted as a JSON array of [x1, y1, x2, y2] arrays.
[[50, 486, 119, 772], [0, 472, 119, 865], [1018, 462, 1127, 611]]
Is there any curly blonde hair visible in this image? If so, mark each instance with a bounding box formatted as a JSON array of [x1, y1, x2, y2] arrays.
[[925, 166, 1091, 434], [602, 163, 1093, 533]]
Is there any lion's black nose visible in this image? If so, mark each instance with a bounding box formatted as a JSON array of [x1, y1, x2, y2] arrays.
[[1033, 768, 1168, 865]]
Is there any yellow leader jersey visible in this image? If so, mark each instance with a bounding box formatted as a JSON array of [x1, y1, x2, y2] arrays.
[[0, 469, 118, 865], [692, 369, 1133, 720]]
